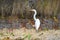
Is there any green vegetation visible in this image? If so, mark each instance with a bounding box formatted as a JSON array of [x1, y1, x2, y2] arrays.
[[0, 33, 3, 36], [10, 32, 14, 36], [27, 33, 31, 40]]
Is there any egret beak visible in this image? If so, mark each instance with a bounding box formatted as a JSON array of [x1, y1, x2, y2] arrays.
[[27, 8, 32, 11]]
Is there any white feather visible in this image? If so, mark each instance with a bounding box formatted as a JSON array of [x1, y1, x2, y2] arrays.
[[31, 9, 40, 31]]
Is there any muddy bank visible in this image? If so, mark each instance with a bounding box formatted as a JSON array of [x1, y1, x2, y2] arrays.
[[0, 18, 60, 30]]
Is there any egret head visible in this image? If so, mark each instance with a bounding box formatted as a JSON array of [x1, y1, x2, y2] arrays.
[[29, 9, 36, 12]]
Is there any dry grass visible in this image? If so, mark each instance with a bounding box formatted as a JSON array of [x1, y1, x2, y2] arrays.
[[0, 28, 60, 40]]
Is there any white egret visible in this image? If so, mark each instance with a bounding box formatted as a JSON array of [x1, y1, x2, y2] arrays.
[[30, 9, 41, 31]]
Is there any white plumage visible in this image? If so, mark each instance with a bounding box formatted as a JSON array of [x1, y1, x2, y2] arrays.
[[35, 19, 40, 31], [31, 9, 40, 31]]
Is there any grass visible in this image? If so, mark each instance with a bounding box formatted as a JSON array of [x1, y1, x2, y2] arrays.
[[0, 33, 3, 36], [27, 33, 31, 40], [0, 28, 60, 40], [10, 32, 15, 36]]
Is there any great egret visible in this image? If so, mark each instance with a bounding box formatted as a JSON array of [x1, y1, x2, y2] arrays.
[[30, 9, 40, 31]]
